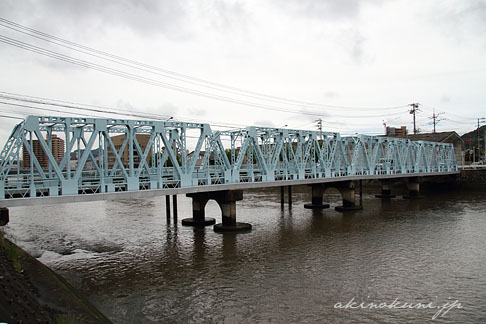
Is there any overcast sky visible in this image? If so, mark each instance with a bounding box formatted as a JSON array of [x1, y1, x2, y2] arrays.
[[0, 0, 485, 147]]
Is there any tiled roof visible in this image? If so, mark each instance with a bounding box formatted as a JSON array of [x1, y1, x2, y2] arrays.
[[393, 131, 463, 143]]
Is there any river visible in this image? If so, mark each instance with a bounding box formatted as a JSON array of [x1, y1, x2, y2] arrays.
[[2, 184, 486, 323]]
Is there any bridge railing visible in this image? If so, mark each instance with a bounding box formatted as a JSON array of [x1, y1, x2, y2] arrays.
[[0, 116, 458, 199]]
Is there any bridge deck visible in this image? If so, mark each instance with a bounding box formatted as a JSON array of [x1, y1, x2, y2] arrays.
[[0, 171, 459, 207]]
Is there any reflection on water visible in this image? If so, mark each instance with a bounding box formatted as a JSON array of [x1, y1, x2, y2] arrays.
[[3, 186, 486, 323]]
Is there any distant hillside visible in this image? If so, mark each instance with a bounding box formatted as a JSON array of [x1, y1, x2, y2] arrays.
[[462, 125, 486, 150], [70, 147, 100, 159]]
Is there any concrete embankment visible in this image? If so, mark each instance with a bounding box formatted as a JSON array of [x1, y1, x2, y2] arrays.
[[0, 232, 113, 324], [458, 167, 486, 186]]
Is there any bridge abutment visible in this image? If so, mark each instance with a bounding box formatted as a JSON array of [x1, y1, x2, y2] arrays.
[[304, 184, 330, 209], [334, 181, 363, 212], [375, 180, 396, 199]]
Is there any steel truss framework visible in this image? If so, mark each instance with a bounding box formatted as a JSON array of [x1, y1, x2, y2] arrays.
[[0, 116, 457, 199]]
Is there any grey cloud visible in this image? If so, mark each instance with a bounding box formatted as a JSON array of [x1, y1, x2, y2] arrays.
[[340, 28, 367, 64], [447, 0, 486, 29], [427, 0, 486, 44], [153, 103, 178, 117], [440, 96, 451, 103], [324, 91, 339, 98], [352, 36, 365, 62], [254, 120, 276, 128], [1, 0, 191, 40], [114, 100, 178, 118], [205, 0, 250, 31], [276, 0, 385, 20], [186, 107, 206, 116]]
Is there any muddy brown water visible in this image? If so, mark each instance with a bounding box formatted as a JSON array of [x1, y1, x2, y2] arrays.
[[3, 185, 486, 323]]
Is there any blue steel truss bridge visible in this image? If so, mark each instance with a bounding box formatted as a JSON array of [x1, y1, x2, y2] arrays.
[[0, 116, 458, 230]]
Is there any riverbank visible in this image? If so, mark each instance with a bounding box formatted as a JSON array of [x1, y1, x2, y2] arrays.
[[0, 232, 112, 324], [458, 167, 486, 186]]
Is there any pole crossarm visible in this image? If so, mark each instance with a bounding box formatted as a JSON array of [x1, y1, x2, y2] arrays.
[[0, 116, 458, 200]]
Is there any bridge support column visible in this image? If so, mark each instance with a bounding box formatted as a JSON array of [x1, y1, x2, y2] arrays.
[[0, 207, 9, 226], [213, 190, 251, 232], [165, 195, 171, 221], [334, 181, 363, 212], [288, 185, 292, 207], [182, 194, 216, 227], [280, 186, 284, 207], [304, 184, 330, 209], [403, 177, 423, 199], [375, 180, 396, 199], [172, 195, 178, 220], [280, 186, 292, 207], [184, 190, 251, 232]]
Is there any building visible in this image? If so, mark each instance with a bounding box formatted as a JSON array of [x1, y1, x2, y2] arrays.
[[386, 126, 407, 136], [389, 131, 465, 165], [187, 150, 216, 166], [107, 134, 152, 168], [22, 134, 65, 168]]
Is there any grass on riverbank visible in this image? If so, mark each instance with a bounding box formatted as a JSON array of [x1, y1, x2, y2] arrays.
[[53, 313, 83, 324], [0, 234, 23, 273]]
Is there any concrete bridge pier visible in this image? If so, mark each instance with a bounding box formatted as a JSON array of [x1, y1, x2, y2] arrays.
[[403, 177, 423, 199], [182, 193, 217, 227], [334, 181, 363, 212], [0, 207, 8, 226], [304, 184, 330, 209], [375, 180, 396, 199], [183, 190, 251, 232]]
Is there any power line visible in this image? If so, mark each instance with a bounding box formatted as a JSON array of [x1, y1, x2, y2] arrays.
[[420, 104, 478, 121], [1, 91, 251, 129], [0, 17, 410, 112], [0, 35, 333, 118], [0, 113, 23, 120], [0, 35, 412, 121]]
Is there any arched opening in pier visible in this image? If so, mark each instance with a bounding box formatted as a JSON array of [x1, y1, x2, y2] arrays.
[[204, 199, 222, 219], [322, 187, 343, 205]]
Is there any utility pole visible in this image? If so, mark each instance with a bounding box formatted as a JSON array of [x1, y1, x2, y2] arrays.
[[429, 109, 444, 133], [409, 103, 420, 134], [478, 118, 481, 156]]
